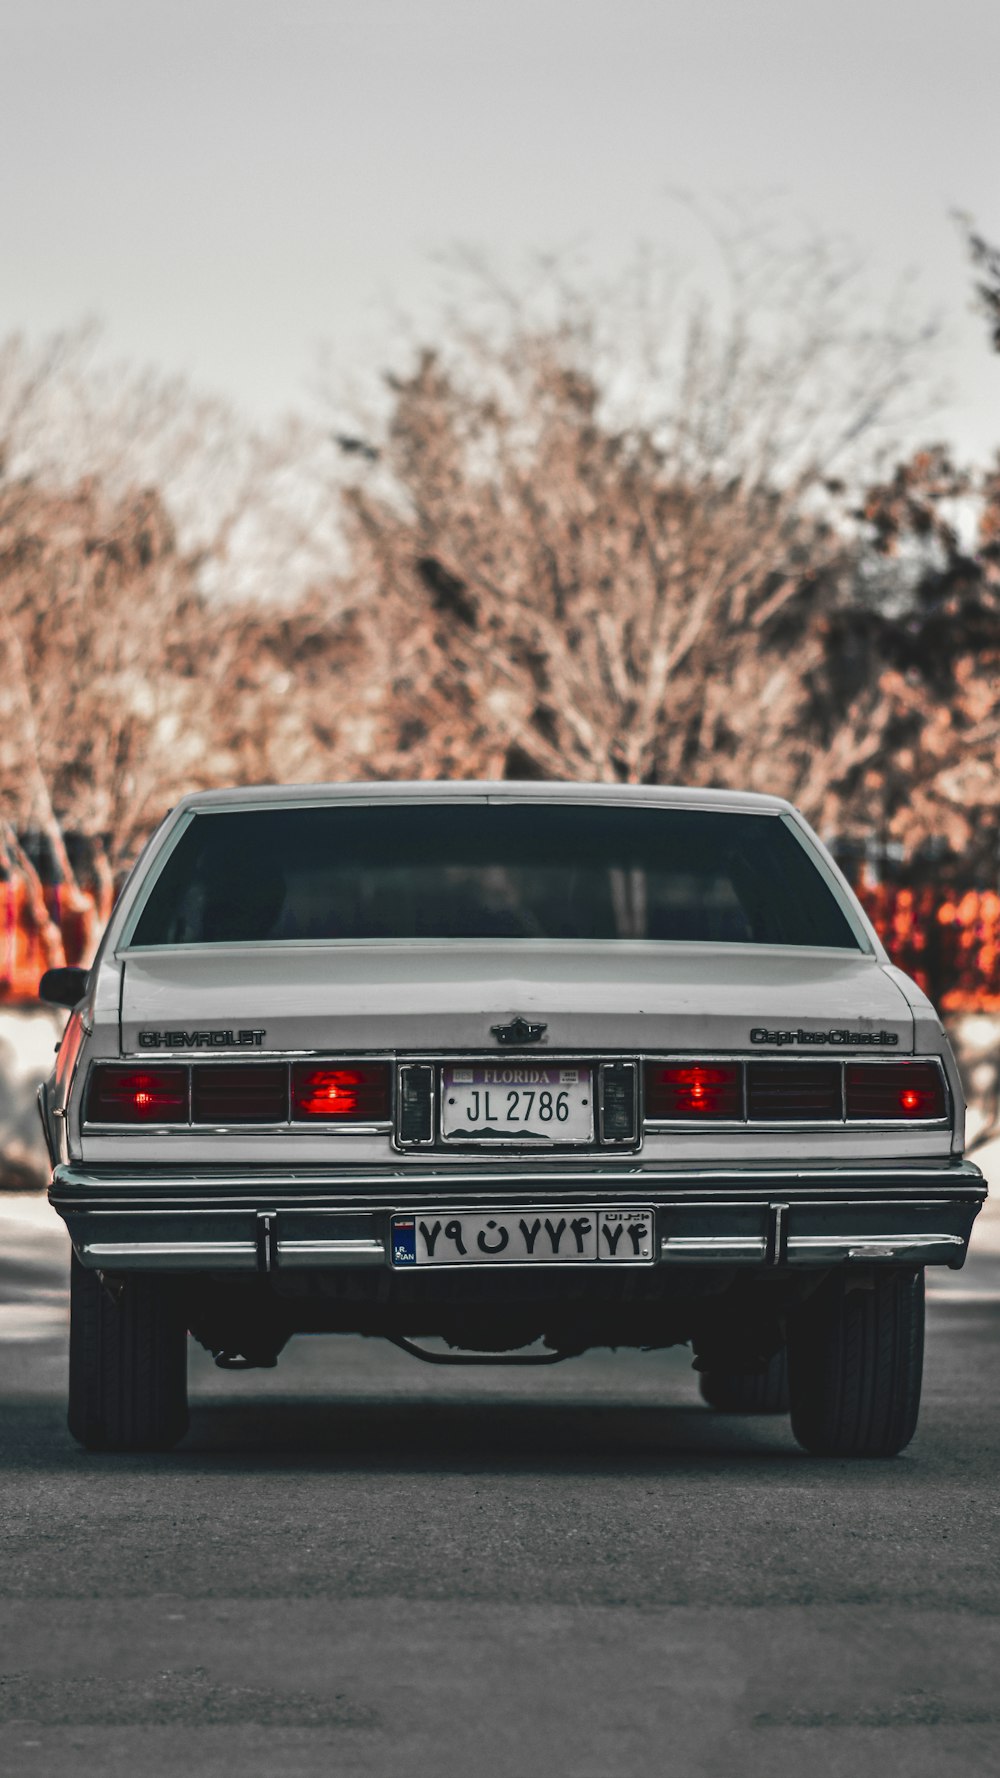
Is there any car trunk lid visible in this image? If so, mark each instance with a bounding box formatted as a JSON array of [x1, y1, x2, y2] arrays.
[[119, 942, 914, 1055]]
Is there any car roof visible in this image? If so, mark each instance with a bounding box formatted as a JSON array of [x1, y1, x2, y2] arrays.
[[172, 780, 796, 816]]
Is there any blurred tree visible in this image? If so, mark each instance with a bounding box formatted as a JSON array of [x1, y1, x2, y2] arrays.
[[804, 223, 1000, 872], [198, 590, 369, 788], [816, 445, 1000, 871], [338, 342, 851, 790], [329, 235, 999, 872], [0, 223, 996, 891], [0, 476, 205, 858], [961, 217, 1000, 353]]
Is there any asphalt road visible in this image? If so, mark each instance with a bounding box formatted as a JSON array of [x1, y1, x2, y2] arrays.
[[1, 1192, 999, 1778]]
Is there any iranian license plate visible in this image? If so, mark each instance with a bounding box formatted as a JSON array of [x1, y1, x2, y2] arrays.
[[440, 1063, 593, 1143], [391, 1209, 655, 1267]]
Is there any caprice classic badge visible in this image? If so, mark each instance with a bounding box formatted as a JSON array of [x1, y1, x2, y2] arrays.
[[137, 1028, 266, 1049], [749, 1026, 899, 1046]]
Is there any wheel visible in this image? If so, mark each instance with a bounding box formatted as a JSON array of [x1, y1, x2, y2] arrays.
[[68, 1253, 189, 1452], [787, 1269, 924, 1458], [700, 1346, 789, 1414]]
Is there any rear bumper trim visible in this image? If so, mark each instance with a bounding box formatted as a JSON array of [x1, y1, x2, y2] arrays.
[[52, 1160, 986, 1274], [49, 1158, 986, 1206], [660, 1236, 767, 1260], [786, 1232, 967, 1264], [86, 1240, 257, 1271], [276, 1237, 385, 1266], [660, 1231, 969, 1266]]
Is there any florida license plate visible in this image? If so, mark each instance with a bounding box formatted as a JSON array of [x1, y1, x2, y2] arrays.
[[391, 1209, 654, 1266], [440, 1064, 593, 1143]]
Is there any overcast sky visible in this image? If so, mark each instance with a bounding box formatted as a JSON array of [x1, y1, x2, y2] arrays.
[[2, 0, 999, 456]]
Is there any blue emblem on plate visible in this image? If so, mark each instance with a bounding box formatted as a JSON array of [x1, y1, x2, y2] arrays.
[[392, 1217, 417, 1266]]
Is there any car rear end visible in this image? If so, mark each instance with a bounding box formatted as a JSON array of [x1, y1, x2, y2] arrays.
[[42, 783, 986, 1455]]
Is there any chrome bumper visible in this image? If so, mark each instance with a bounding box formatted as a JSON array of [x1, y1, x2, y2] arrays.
[[50, 1160, 986, 1274]]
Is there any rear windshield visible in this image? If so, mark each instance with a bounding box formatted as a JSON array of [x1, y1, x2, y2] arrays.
[[129, 803, 862, 950]]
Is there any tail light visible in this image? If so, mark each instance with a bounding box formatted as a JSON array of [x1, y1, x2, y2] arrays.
[[192, 1064, 287, 1124], [86, 1066, 188, 1123], [643, 1058, 948, 1126], [747, 1063, 841, 1121], [85, 1060, 391, 1126], [291, 1062, 390, 1121], [845, 1063, 946, 1121], [645, 1063, 740, 1119]]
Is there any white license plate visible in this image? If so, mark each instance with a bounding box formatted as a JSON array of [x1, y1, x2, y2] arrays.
[[391, 1209, 654, 1266], [440, 1064, 593, 1143]]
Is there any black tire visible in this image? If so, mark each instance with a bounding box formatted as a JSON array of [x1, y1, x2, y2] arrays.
[[700, 1346, 790, 1414], [68, 1254, 189, 1452], [787, 1269, 924, 1458]]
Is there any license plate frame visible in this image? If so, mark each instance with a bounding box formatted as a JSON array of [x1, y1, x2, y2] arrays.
[[390, 1208, 655, 1267], [439, 1062, 595, 1146]]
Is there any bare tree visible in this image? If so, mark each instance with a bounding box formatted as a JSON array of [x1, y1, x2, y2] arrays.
[[328, 240, 925, 793], [0, 476, 207, 859], [0, 228, 993, 897], [806, 445, 1000, 867], [320, 239, 995, 871], [0, 328, 354, 861]]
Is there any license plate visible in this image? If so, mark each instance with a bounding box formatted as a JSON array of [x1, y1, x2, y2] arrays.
[[391, 1209, 654, 1266], [440, 1064, 593, 1143]]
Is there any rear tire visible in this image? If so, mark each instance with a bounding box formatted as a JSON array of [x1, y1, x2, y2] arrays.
[[787, 1269, 924, 1458], [700, 1346, 790, 1414], [68, 1254, 189, 1452]]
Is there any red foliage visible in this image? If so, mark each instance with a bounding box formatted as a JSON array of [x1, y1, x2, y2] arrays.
[[855, 882, 1000, 1012]]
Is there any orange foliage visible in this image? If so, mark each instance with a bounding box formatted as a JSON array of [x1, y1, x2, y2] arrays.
[[0, 825, 65, 1001], [856, 881, 1000, 1012]]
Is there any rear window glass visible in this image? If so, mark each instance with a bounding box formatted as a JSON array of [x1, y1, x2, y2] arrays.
[[129, 803, 862, 950]]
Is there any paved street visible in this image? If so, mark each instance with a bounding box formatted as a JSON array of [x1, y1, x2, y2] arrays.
[[1, 1182, 999, 1778]]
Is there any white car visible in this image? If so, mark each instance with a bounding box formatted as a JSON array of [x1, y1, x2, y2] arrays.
[[39, 782, 985, 1456]]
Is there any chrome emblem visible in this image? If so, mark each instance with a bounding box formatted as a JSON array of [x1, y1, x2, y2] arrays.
[[749, 1027, 899, 1047], [490, 1017, 547, 1046]]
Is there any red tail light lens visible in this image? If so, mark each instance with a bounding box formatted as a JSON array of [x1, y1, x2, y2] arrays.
[[86, 1066, 188, 1123], [845, 1063, 946, 1121], [747, 1062, 841, 1121], [291, 1062, 390, 1121], [645, 1063, 741, 1119], [192, 1064, 287, 1124]]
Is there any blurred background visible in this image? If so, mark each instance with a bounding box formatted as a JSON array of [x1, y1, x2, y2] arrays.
[[2, 0, 999, 1184]]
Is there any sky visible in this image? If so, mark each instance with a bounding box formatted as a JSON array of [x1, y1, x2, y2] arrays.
[[2, 0, 999, 458]]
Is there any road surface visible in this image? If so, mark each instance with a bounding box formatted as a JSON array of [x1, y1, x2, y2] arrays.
[[1, 1178, 998, 1778]]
